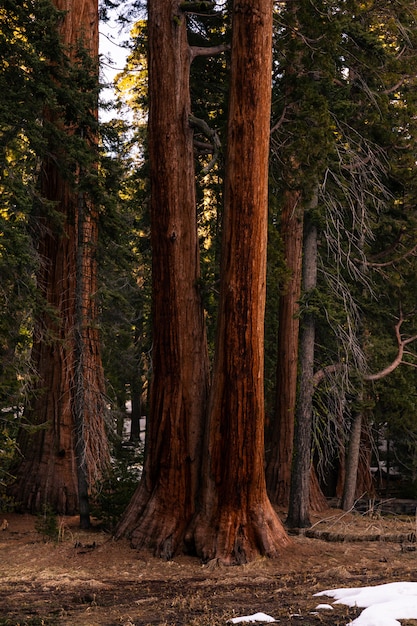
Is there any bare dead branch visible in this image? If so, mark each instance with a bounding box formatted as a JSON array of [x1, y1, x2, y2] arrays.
[[180, 1, 215, 13], [189, 114, 221, 173], [339, 154, 372, 172], [193, 140, 213, 154], [270, 106, 287, 134], [189, 44, 229, 62], [381, 77, 409, 95], [313, 363, 343, 387], [366, 242, 417, 268], [365, 316, 417, 381]]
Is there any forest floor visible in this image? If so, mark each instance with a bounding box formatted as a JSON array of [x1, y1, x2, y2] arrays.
[[1, 506, 417, 626]]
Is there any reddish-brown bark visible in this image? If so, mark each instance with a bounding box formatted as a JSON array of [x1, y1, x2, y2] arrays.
[[9, 0, 108, 515], [355, 421, 374, 499], [187, 0, 290, 564], [309, 467, 328, 512], [266, 190, 303, 507], [114, 0, 209, 557]]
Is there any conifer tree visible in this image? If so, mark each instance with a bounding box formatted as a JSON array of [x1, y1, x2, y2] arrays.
[[1, 0, 64, 498], [8, 0, 109, 523], [268, 0, 417, 523], [188, 0, 290, 562], [114, 0, 211, 556]]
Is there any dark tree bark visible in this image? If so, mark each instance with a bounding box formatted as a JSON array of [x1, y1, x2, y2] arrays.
[[286, 205, 317, 529], [341, 400, 374, 511], [115, 0, 210, 558], [355, 421, 374, 498], [129, 323, 144, 443], [129, 375, 142, 442], [187, 0, 290, 565], [266, 190, 303, 507], [341, 409, 362, 511], [9, 0, 109, 519]]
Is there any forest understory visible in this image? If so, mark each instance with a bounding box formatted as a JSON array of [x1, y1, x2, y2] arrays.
[[1, 508, 417, 626]]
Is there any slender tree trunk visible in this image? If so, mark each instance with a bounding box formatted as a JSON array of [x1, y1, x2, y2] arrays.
[[341, 410, 363, 510], [266, 190, 303, 507], [187, 0, 290, 565], [286, 203, 317, 529], [355, 420, 374, 498], [129, 375, 142, 442], [115, 0, 209, 558], [9, 0, 109, 518], [129, 324, 144, 442], [116, 402, 125, 440], [341, 395, 374, 510]]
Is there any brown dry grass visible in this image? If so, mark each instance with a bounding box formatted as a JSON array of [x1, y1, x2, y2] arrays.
[[1, 508, 417, 625]]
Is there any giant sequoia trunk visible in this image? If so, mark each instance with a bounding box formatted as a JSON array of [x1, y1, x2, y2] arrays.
[[115, 0, 209, 557], [9, 0, 108, 518], [187, 0, 290, 564], [266, 190, 303, 507]]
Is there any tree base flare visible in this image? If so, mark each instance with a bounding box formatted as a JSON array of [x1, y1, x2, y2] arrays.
[[115, 486, 192, 560], [186, 501, 292, 565]]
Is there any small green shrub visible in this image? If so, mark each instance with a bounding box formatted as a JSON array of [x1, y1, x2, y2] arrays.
[[35, 504, 59, 541]]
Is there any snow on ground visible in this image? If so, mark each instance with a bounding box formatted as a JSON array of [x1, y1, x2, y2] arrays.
[[228, 582, 417, 624], [315, 581, 417, 626], [228, 613, 277, 624]]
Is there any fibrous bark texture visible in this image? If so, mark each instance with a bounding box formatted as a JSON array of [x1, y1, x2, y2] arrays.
[[115, 0, 209, 557], [266, 190, 303, 507], [187, 0, 290, 564], [286, 209, 317, 529], [9, 0, 109, 516]]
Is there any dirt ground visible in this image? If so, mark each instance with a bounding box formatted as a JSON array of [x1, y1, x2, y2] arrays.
[[1, 508, 417, 626]]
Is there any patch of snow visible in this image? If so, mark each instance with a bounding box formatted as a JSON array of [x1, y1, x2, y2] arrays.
[[314, 581, 417, 626], [228, 612, 277, 623]]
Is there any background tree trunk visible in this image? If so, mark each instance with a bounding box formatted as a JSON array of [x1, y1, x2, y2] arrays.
[[266, 190, 303, 507], [341, 395, 374, 511], [11, 190, 81, 513], [115, 0, 210, 558], [286, 203, 317, 529], [187, 0, 290, 564], [129, 375, 142, 443], [355, 421, 374, 499], [341, 410, 362, 511], [9, 0, 109, 517], [309, 466, 328, 512]]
